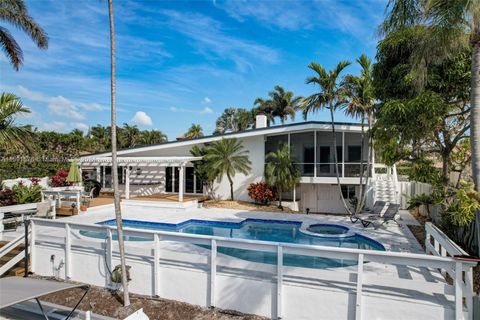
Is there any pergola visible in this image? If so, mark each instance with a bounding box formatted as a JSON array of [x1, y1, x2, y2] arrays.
[[78, 156, 202, 201]]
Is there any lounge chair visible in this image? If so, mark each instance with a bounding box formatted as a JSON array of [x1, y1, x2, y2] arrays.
[[359, 203, 400, 228], [35, 201, 55, 219], [350, 200, 386, 223]]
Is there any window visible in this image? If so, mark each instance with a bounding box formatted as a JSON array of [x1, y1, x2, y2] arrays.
[[348, 146, 362, 162], [341, 185, 356, 199]]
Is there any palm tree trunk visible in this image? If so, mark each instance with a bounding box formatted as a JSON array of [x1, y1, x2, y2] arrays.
[[227, 173, 234, 201], [358, 114, 372, 213], [108, 0, 130, 306], [329, 106, 351, 214], [356, 115, 366, 213], [471, 42, 480, 256], [278, 187, 282, 209]]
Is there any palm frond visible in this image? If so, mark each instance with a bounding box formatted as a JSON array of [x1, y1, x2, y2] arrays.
[[0, 26, 22, 70]]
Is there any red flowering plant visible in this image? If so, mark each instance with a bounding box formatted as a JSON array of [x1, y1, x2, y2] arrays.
[[30, 177, 41, 186], [50, 169, 70, 187], [247, 182, 276, 205]]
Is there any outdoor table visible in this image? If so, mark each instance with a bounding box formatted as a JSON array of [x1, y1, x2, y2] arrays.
[[41, 188, 82, 210]]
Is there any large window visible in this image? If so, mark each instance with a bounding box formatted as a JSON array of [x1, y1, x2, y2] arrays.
[[290, 132, 314, 176], [348, 146, 362, 162], [341, 185, 356, 199], [166, 167, 202, 194], [265, 134, 288, 155]]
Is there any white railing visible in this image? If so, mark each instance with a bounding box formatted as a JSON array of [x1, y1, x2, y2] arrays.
[[425, 222, 475, 320], [0, 232, 28, 276], [30, 218, 477, 320]]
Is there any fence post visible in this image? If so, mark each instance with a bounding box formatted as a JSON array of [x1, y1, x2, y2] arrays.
[[277, 245, 283, 320], [465, 267, 473, 320], [154, 234, 160, 297], [23, 219, 29, 278], [210, 239, 217, 308], [454, 261, 463, 320], [106, 227, 113, 273], [355, 253, 364, 320], [30, 220, 36, 274], [65, 223, 71, 279]]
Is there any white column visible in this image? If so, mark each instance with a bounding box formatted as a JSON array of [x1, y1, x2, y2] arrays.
[[171, 166, 175, 193], [102, 166, 106, 188], [125, 166, 130, 200], [96, 166, 101, 182], [179, 165, 184, 202], [193, 171, 197, 194], [314, 130, 317, 177], [342, 131, 345, 178]]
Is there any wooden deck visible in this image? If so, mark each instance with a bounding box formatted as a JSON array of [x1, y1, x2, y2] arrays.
[[88, 194, 206, 208]]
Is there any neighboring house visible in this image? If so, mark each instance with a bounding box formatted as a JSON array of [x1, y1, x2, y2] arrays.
[[80, 115, 376, 214]]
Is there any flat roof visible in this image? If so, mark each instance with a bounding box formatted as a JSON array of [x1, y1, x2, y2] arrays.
[[81, 120, 363, 158]]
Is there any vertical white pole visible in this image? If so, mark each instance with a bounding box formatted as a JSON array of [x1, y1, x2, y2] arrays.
[[210, 239, 217, 308], [125, 166, 130, 200], [107, 228, 113, 274], [96, 166, 101, 182], [154, 234, 160, 296], [355, 253, 364, 320], [466, 267, 473, 320], [342, 131, 345, 178], [172, 166, 175, 193], [314, 130, 317, 178], [277, 245, 283, 320], [193, 171, 197, 195], [293, 185, 296, 204], [179, 165, 184, 202], [30, 220, 36, 273], [102, 166, 106, 188], [454, 262, 462, 320], [65, 223, 71, 279]]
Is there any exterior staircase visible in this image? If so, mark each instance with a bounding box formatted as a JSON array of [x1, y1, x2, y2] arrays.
[[0, 238, 29, 277], [372, 164, 399, 204]]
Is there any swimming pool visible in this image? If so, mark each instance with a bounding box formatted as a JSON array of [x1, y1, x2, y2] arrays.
[[81, 218, 384, 269]]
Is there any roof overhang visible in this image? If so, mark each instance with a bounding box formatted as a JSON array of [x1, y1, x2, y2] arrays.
[[79, 156, 202, 167]]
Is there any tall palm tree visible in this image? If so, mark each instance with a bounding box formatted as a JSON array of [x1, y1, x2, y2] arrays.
[[343, 54, 375, 213], [0, 92, 33, 151], [107, 0, 129, 306], [214, 108, 253, 134], [381, 0, 480, 255], [254, 86, 302, 124], [265, 143, 301, 209], [184, 123, 204, 139], [141, 129, 167, 145], [120, 123, 140, 148], [0, 0, 48, 70], [301, 61, 351, 213], [204, 138, 251, 200]]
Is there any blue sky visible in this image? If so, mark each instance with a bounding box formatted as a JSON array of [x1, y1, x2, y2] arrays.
[[0, 0, 387, 140]]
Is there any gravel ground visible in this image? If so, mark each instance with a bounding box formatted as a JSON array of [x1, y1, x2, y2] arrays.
[[203, 200, 297, 213], [36, 277, 266, 320]]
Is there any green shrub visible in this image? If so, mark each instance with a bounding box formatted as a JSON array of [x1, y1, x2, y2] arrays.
[[11, 183, 42, 204], [443, 183, 480, 227]]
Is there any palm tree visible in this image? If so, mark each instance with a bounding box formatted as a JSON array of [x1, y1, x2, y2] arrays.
[[214, 108, 254, 134], [0, 92, 33, 151], [301, 61, 351, 214], [184, 124, 204, 139], [0, 0, 48, 70], [204, 138, 251, 200], [120, 123, 140, 148], [254, 86, 302, 124], [265, 143, 301, 209], [253, 98, 275, 124], [380, 0, 480, 255], [107, 0, 129, 306], [141, 130, 167, 145], [343, 54, 375, 214]]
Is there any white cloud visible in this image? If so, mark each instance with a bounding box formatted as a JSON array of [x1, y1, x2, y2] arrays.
[[201, 107, 213, 114], [72, 122, 89, 131], [203, 97, 212, 104], [131, 111, 152, 126], [48, 96, 84, 120], [169, 106, 178, 112]]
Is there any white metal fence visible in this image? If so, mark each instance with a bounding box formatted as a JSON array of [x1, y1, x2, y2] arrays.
[[30, 218, 476, 320], [397, 181, 433, 209]]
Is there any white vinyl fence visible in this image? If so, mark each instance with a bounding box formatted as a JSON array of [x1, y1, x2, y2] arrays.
[[397, 181, 432, 209], [29, 218, 476, 320]]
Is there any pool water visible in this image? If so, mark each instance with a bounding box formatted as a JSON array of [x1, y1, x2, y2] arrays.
[[81, 218, 384, 269]]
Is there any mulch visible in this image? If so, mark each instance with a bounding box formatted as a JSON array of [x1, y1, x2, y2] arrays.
[[36, 277, 266, 320], [203, 200, 297, 213]]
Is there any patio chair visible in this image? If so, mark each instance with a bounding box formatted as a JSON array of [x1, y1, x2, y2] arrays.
[[359, 203, 400, 229], [35, 201, 55, 219], [349, 200, 386, 223], [81, 188, 94, 207]]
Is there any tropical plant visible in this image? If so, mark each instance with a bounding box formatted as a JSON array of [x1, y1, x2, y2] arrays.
[[380, 0, 480, 253], [301, 60, 352, 213], [0, 188, 16, 206], [107, 0, 130, 306], [343, 54, 375, 214], [213, 108, 254, 134], [443, 183, 480, 227], [254, 86, 302, 124], [247, 182, 276, 205], [141, 129, 167, 145], [265, 143, 300, 209], [49, 168, 69, 187], [204, 138, 251, 201], [190, 145, 219, 198], [0, 93, 34, 152], [406, 193, 435, 219], [184, 124, 204, 139], [0, 0, 48, 70], [120, 123, 141, 148], [11, 183, 41, 204]]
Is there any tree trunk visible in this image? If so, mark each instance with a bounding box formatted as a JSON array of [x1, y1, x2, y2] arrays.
[[329, 106, 351, 214], [358, 113, 373, 213], [108, 0, 130, 306], [227, 173, 234, 201], [471, 41, 480, 257], [356, 115, 366, 213], [278, 187, 283, 209]]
